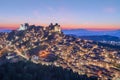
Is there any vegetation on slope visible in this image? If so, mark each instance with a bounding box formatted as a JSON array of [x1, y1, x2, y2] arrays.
[[0, 61, 98, 80]]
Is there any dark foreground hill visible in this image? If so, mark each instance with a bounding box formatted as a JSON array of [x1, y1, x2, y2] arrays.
[[0, 61, 97, 80]]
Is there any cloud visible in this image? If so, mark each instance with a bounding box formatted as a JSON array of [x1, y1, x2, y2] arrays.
[[33, 10, 41, 17], [47, 6, 54, 12], [104, 7, 116, 13]]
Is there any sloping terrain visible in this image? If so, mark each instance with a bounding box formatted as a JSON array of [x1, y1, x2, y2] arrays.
[[0, 23, 120, 80]]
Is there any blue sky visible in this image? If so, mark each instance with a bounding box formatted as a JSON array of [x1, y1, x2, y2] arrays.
[[0, 0, 120, 30]]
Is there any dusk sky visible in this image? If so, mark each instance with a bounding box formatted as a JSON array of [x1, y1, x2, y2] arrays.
[[0, 0, 120, 30]]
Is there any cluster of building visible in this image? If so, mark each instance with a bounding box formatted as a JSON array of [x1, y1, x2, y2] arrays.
[[0, 23, 120, 80], [100, 40, 120, 46]]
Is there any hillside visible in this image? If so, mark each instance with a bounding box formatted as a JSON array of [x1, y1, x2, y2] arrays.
[[0, 23, 120, 80], [63, 29, 120, 37]]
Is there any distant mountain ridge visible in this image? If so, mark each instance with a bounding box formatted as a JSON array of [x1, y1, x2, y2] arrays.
[[79, 35, 120, 42], [0, 29, 11, 32], [63, 29, 120, 37]]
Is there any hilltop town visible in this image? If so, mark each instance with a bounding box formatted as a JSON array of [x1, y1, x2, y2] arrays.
[[0, 23, 120, 80]]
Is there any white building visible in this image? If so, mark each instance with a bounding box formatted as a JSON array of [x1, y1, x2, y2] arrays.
[[18, 23, 29, 31], [48, 23, 61, 33]]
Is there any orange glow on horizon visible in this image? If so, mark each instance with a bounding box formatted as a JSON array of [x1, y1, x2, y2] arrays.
[[0, 23, 120, 31], [62, 24, 120, 30], [0, 23, 19, 30]]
